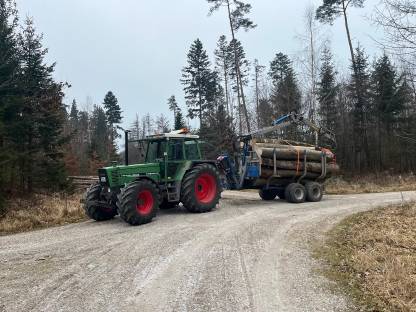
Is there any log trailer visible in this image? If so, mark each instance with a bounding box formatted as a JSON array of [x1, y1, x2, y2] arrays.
[[217, 112, 338, 203]]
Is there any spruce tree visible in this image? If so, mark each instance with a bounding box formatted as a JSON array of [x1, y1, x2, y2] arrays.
[[349, 46, 371, 172], [269, 53, 301, 115], [167, 95, 179, 121], [181, 39, 216, 126], [317, 47, 338, 133], [0, 0, 20, 209], [174, 108, 186, 130], [18, 17, 67, 191], [90, 105, 109, 162], [103, 91, 122, 159]]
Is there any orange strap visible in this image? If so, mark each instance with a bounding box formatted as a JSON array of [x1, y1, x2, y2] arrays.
[[296, 149, 301, 176]]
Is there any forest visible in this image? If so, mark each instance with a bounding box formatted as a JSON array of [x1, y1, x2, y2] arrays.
[[1, 0, 416, 211]]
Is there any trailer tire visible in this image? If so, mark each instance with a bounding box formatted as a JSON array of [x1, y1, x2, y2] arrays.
[[285, 183, 306, 204], [181, 164, 221, 213], [119, 180, 160, 225], [259, 189, 278, 201], [84, 184, 118, 221], [305, 182, 323, 202]]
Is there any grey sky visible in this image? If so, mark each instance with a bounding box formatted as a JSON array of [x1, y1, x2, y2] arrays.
[[17, 0, 381, 129]]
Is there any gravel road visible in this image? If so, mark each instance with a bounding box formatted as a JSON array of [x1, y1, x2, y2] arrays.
[[1, 191, 415, 312]]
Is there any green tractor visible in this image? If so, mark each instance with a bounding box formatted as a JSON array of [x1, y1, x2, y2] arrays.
[[84, 130, 222, 225]]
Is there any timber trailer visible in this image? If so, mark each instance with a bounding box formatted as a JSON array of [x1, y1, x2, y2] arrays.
[[84, 130, 222, 226], [217, 112, 339, 203]]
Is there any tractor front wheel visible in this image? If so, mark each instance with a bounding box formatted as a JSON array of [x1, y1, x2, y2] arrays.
[[119, 180, 160, 225], [84, 184, 118, 221], [181, 164, 221, 213]]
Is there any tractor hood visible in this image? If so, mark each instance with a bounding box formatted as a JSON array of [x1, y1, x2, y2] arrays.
[[99, 163, 161, 188]]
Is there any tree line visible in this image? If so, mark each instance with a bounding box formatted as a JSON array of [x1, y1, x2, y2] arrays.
[[157, 0, 416, 172]]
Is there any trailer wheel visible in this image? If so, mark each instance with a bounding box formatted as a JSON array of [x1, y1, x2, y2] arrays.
[[119, 180, 160, 225], [84, 183, 118, 221], [181, 164, 221, 213], [285, 183, 306, 204], [259, 189, 278, 201], [305, 182, 323, 202]]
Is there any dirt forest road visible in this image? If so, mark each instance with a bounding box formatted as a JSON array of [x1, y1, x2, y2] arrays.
[[1, 191, 416, 312]]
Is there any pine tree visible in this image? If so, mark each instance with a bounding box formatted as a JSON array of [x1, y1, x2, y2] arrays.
[[174, 108, 186, 130], [181, 39, 216, 126], [214, 35, 233, 115], [317, 47, 338, 133], [228, 39, 250, 132], [69, 99, 78, 130], [207, 0, 256, 133], [316, 0, 366, 72]]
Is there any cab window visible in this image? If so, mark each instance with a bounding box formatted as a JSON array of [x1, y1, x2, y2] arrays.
[[168, 140, 184, 160], [146, 140, 167, 162], [184, 140, 200, 160]]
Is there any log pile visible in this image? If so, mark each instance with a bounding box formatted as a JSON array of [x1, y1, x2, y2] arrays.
[[251, 142, 340, 180]]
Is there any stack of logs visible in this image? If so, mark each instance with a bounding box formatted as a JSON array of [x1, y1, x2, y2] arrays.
[[252, 141, 340, 180]]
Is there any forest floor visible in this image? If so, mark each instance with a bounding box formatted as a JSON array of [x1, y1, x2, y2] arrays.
[[314, 202, 416, 312], [0, 193, 85, 235]]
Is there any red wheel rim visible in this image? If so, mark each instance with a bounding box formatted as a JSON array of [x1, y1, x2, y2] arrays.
[[195, 173, 217, 204], [136, 190, 154, 215]]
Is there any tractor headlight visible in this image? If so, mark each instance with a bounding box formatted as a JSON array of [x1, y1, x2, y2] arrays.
[[100, 176, 107, 183]]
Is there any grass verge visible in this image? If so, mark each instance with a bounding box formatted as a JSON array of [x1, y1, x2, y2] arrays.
[[0, 193, 86, 236], [325, 174, 416, 194], [314, 202, 416, 312]]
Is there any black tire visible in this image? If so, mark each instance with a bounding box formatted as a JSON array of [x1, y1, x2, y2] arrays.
[[160, 199, 178, 210], [285, 183, 306, 204], [181, 164, 221, 213], [119, 180, 160, 225], [259, 189, 278, 201], [305, 182, 323, 202], [84, 184, 117, 221]]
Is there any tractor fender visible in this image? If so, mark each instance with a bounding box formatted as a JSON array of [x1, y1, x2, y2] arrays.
[[132, 176, 160, 189]]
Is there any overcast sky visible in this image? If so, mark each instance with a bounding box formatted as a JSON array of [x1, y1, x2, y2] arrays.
[[17, 0, 381, 130]]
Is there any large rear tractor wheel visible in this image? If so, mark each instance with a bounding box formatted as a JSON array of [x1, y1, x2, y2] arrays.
[[259, 189, 278, 201], [119, 180, 160, 225], [285, 183, 306, 204], [84, 184, 118, 221], [305, 182, 323, 202], [181, 164, 221, 213]]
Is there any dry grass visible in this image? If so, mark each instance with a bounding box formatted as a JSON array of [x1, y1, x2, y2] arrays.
[[315, 202, 416, 312], [325, 174, 416, 195], [0, 193, 86, 235]]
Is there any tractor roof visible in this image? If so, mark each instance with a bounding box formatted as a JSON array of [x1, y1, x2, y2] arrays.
[[146, 133, 200, 140]]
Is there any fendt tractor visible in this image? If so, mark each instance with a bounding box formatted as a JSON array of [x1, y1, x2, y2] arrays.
[[84, 112, 338, 226], [84, 130, 222, 225]]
